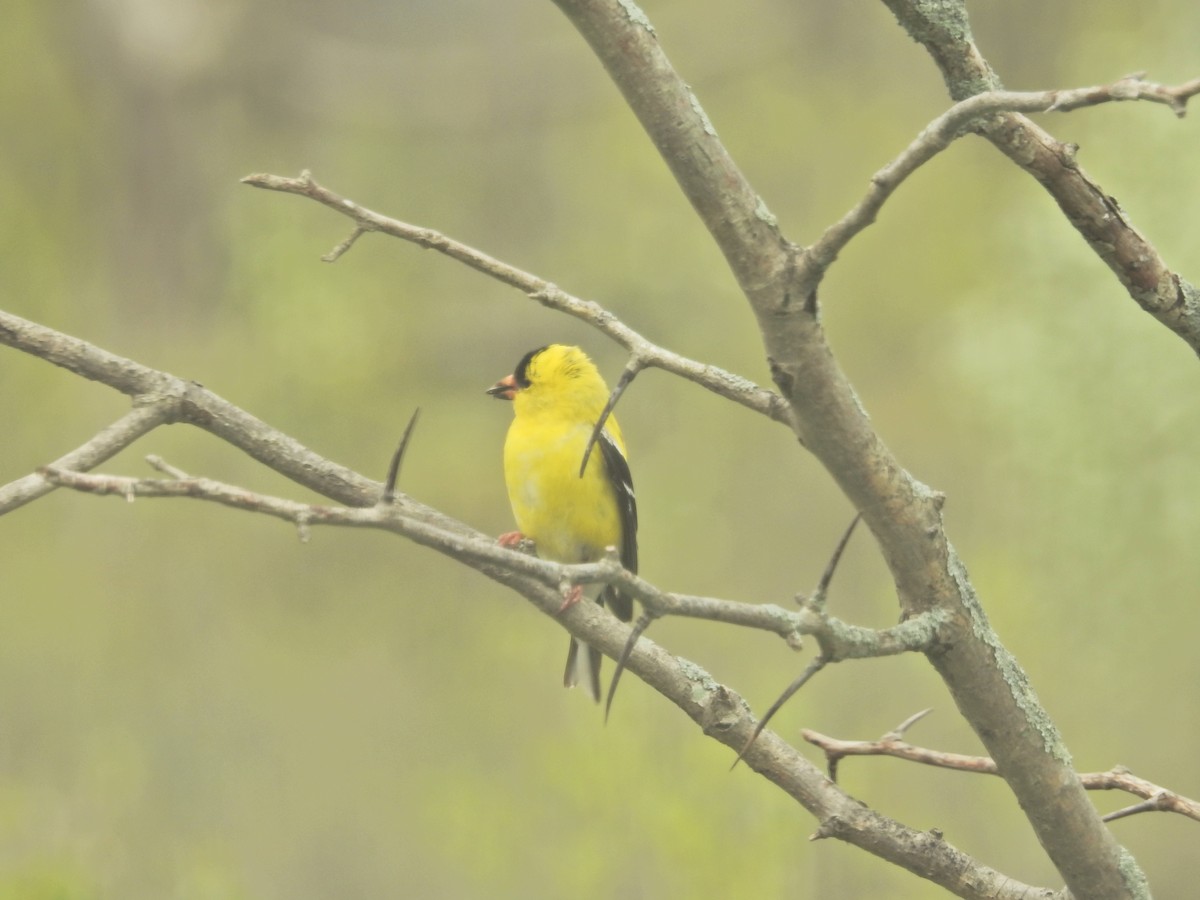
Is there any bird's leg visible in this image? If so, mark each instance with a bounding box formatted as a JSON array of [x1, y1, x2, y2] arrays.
[[558, 584, 584, 613], [497, 531, 526, 547]]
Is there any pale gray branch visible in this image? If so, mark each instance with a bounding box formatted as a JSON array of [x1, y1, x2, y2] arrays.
[[0, 405, 167, 514], [42, 464, 928, 655], [802, 723, 1200, 824], [240, 171, 792, 427], [549, 2, 1147, 897], [0, 309, 385, 510], [37, 456, 1051, 900], [806, 74, 1200, 282], [881, 0, 1200, 356]]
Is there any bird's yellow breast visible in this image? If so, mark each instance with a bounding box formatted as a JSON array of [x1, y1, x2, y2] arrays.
[[503, 416, 624, 565]]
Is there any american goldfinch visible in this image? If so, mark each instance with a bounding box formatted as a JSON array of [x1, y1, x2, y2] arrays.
[[487, 344, 638, 702]]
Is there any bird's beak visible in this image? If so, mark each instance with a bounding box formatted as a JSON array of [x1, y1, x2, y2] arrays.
[[486, 374, 518, 400]]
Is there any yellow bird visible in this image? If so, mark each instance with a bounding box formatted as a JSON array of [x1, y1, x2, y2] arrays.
[[487, 344, 638, 702]]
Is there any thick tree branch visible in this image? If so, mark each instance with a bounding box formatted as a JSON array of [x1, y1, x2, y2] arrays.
[[2, 1, 1186, 895], [548, 3, 793, 320], [0, 305, 1058, 895], [548, 2, 1149, 897], [0, 309, 387, 510], [240, 171, 792, 428], [881, 0, 1200, 356], [34, 455, 1050, 900]]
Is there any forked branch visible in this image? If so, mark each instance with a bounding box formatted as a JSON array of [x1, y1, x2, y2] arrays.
[[881, 0, 1200, 354], [804, 74, 1200, 287], [803, 712, 1200, 824]]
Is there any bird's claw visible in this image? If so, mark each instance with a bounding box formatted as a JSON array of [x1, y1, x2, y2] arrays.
[[497, 531, 526, 548], [557, 584, 584, 614]]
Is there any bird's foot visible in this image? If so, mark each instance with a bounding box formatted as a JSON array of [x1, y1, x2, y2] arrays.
[[557, 584, 584, 614], [497, 531, 526, 548]]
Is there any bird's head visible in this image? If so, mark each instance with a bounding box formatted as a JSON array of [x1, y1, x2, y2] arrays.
[[487, 344, 609, 419]]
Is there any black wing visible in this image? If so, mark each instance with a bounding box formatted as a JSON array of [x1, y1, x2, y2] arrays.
[[597, 428, 637, 622]]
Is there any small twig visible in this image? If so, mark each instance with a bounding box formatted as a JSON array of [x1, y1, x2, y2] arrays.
[[580, 356, 645, 477], [1043, 73, 1200, 117], [802, 714, 1200, 823], [34, 465, 790, 636], [801, 74, 1200, 294], [732, 516, 941, 767], [0, 404, 169, 516], [604, 609, 659, 722], [567, 551, 947, 664], [883, 707, 933, 741], [804, 719, 996, 782], [1089, 766, 1200, 824], [382, 408, 422, 502], [0, 309, 385, 510], [323, 224, 367, 262], [1102, 799, 1160, 824], [145, 454, 189, 479], [732, 655, 827, 769], [38, 459, 942, 730], [804, 513, 860, 610]]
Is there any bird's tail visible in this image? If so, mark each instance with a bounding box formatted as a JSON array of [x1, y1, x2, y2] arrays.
[[564, 637, 603, 703]]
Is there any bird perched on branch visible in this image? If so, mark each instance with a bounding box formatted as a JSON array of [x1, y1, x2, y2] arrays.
[[487, 344, 638, 702]]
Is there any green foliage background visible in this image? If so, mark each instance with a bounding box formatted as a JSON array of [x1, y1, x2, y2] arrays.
[[2, 1, 1198, 897]]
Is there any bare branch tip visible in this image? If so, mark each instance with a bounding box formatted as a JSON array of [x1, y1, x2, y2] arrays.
[[322, 226, 367, 263], [145, 454, 188, 479], [885, 707, 934, 740], [294, 510, 313, 544], [383, 408, 422, 503], [1102, 801, 1157, 823], [605, 610, 655, 723], [734, 656, 829, 769], [810, 513, 861, 604], [730, 725, 763, 771], [579, 361, 641, 477], [809, 818, 839, 842]]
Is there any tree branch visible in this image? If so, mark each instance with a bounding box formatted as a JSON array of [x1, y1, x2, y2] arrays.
[[605, 512, 943, 722], [39, 462, 932, 659], [548, 2, 1151, 897], [0, 309, 387, 510], [806, 75, 1200, 283], [0, 297, 1060, 896], [0, 405, 167, 515], [0, 268, 1071, 900], [34, 453, 1052, 900], [240, 171, 793, 428], [2, 0, 1187, 894], [803, 719, 1200, 825], [880, 0, 1200, 356]]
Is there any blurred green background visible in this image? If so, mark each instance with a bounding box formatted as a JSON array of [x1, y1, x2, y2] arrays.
[[2, 1, 1199, 897]]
